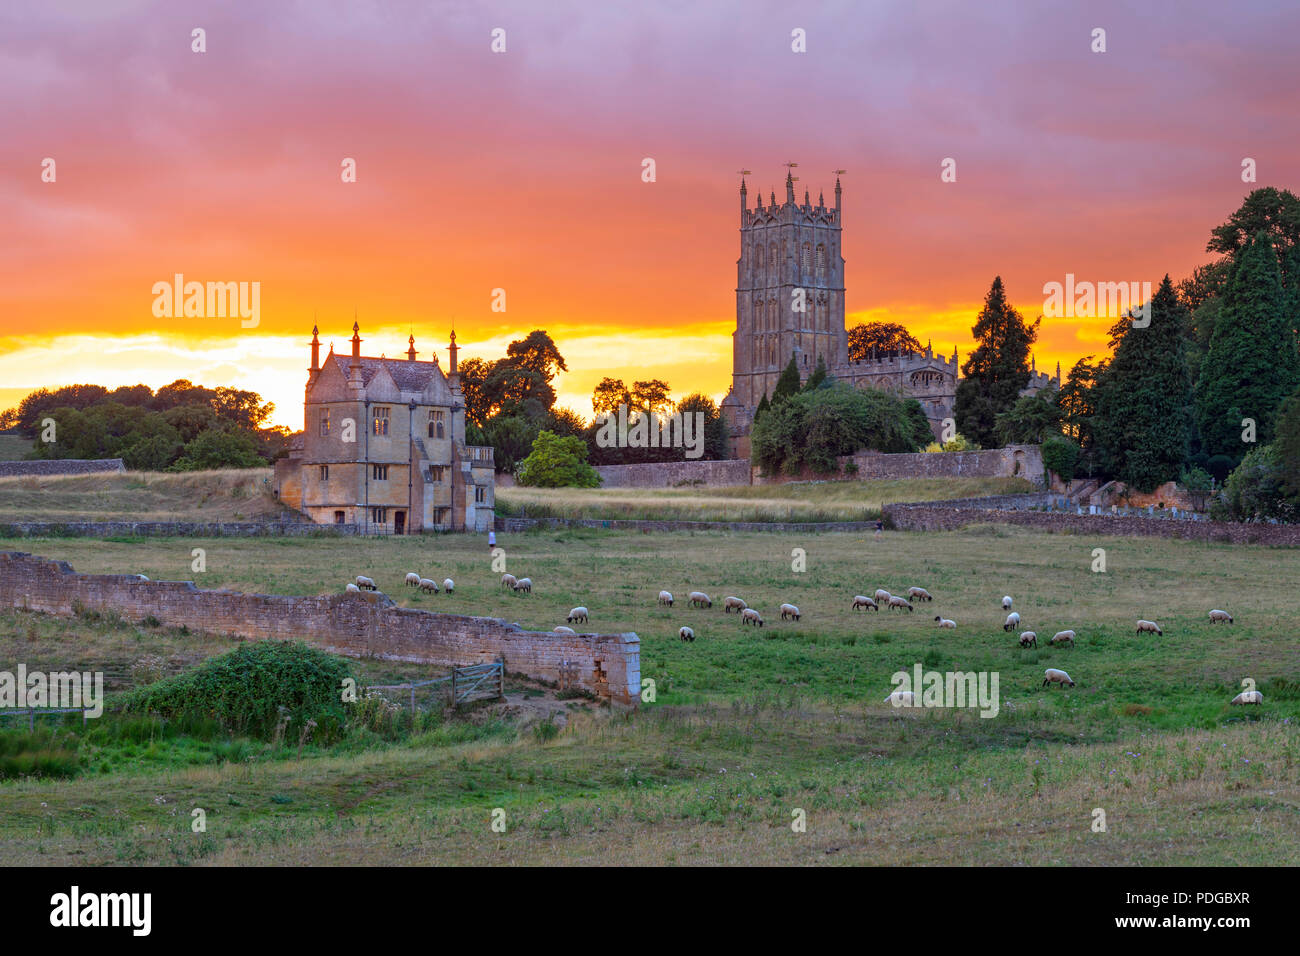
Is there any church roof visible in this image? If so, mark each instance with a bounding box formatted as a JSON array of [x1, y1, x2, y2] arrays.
[[328, 354, 444, 392]]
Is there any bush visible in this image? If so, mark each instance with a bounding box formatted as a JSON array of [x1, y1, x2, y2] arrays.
[[515, 430, 601, 488], [1220, 444, 1296, 522], [924, 433, 975, 453], [1042, 435, 1082, 483], [118, 641, 353, 742]]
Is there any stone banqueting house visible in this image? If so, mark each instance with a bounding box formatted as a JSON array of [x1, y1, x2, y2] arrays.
[[274, 323, 495, 533], [720, 170, 1059, 458]]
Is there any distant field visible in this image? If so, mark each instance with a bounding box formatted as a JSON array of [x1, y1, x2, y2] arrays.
[[1, 525, 1295, 865], [0, 468, 285, 522], [0, 435, 33, 461], [497, 476, 1035, 522]]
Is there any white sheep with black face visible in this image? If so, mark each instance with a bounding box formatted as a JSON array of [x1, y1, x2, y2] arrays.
[[658, 590, 673, 607], [1002, 595, 1013, 610], [780, 603, 801, 621], [1208, 609, 1233, 624], [1003, 611, 1021, 632], [1050, 630, 1076, 647], [513, 577, 532, 593], [567, 606, 589, 625], [501, 573, 518, 590], [405, 572, 421, 588], [1019, 631, 1037, 649], [740, 608, 763, 627], [355, 575, 378, 591], [935, 617, 956, 629], [442, 578, 454, 593], [689, 591, 711, 608], [418, 578, 439, 593], [678, 626, 695, 642], [852, 595, 879, 612], [1136, 619, 1162, 636], [1043, 668, 1074, 688]]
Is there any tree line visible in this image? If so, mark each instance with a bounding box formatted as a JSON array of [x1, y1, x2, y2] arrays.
[[1, 381, 285, 470]]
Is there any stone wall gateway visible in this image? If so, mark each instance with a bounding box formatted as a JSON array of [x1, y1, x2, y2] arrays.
[[0, 551, 640, 708]]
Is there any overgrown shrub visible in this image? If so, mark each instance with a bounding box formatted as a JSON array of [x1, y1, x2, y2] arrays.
[[118, 641, 353, 742]]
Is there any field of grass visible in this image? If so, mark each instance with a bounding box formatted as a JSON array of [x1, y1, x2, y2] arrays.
[[0, 468, 287, 522], [0, 524, 1296, 865], [497, 475, 1035, 522], [0, 435, 34, 461]]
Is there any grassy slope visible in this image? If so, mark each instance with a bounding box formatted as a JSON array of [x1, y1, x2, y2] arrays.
[[0, 527, 1296, 865], [0, 469, 286, 522], [496, 476, 1035, 522], [0, 435, 33, 461]]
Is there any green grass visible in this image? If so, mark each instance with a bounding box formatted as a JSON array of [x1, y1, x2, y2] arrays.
[[0, 435, 33, 461], [496, 476, 1035, 522], [1, 526, 1297, 865]]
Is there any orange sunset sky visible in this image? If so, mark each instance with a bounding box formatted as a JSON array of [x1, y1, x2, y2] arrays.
[[3, 0, 1299, 430]]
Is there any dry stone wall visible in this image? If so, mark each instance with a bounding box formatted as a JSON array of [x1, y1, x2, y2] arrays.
[[0, 551, 640, 708]]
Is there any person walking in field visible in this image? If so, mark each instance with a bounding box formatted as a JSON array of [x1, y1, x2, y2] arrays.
[[874, 518, 883, 539], [488, 529, 497, 551]]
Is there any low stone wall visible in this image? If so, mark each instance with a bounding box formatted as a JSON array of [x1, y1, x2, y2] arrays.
[[0, 520, 354, 538], [883, 503, 1300, 546], [0, 551, 640, 707], [497, 516, 878, 533], [0, 458, 126, 477], [753, 444, 1044, 484], [592, 459, 752, 488]]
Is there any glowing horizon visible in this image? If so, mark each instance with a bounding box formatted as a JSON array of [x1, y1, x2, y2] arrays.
[[4, 1, 1297, 431]]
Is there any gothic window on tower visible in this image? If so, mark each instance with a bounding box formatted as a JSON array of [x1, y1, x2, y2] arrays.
[[428, 409, 445, 439], [816, 244, 826, 281], [769, 243, 778, 276], [755, 244, 763, 276], [802, 242, 811, 275], [372, 406, 390, 436], [319, 408, 330, 436]]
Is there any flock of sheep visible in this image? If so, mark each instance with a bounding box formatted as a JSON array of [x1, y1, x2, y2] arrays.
[[339, 569, 1262, 708]]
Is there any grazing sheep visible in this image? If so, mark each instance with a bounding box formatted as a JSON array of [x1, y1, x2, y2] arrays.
[[887, 595, 914, 612], [1042, 668, 1074, 688], [1002, 595, 1013, 610], [500, 573, 518, 590], [345, 582, 361, 593], [907, 587, 933, 603], [1018, 631, 1038, 649], [567, 606, 589, 625], [1136, 619, 1162, 636], [678, 626, 695, 642], [442, 578, 454, 593], [1003, 611, 1021, 632], [512, 577, 532, 593], [852, 595, 879, 612], [874, 588, 892, 605], [740, 608, 763, 627], [356, 575, 377, 591], [405, 572, 421, 588], [884, 690, 915, 707], [658, 590, 673, 607], [723, 596, 748, 614], [780, 603, 801, 621], [1208, 609, 1233, 624], [418, 578, 439, 593], [689, 591, 712, 608], [554, 626, 576, 635], [935, 617, 956, 629], [1230, 690, 1263, 705], [1050, 630, 1076, 647]]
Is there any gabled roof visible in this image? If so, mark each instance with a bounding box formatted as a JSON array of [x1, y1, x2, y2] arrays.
[[328, 354, 444, 392]]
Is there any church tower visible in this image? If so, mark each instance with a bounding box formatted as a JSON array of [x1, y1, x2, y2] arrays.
[[732, 169, 847, 408]]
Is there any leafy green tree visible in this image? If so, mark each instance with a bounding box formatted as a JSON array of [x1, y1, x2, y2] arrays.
[[771, 356, 802, 405], [1058, 357, 1102, 446], [846, 322, 922, 361], [1092, 276, 1193, 491], [676, 393, 729, 460], [124, 432, 183, 471], [545, 406, 588, 439], [630, 380, 673, 416], [162, 403, 219, 442], [750, 382, 927, 476], [1207, 187, 1300, 270], [456, 357, 494, 427], [802, 355, 831, 391], [754, 391, 771, 422], [1195, 232, 1300, 456], [1275, 384, 1300, 508], [482, 415, 540, 474], [994, 390, 1062, 445], [515, 430, 600, 488], [1218, 444, 1294, 522], [171, 428, 264, 470], [953, 277, 1040, 447], [1042, 435, 1082, 483]]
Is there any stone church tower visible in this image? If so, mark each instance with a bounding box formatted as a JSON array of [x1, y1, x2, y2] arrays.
[[730, 170, 847, 409]]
